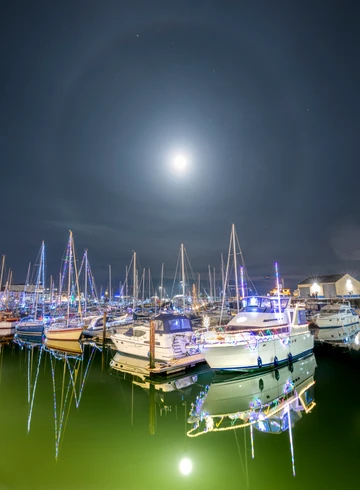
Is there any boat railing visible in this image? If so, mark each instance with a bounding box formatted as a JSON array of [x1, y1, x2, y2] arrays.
[[195, 323, 291, 346]]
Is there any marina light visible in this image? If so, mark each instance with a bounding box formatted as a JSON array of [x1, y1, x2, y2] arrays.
[[179, 457, 193, 476], [311, 282, 320, 294]]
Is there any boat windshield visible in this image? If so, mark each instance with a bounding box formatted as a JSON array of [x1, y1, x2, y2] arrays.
[[241, 296, 289, 313], [168, 318, 192, 332]]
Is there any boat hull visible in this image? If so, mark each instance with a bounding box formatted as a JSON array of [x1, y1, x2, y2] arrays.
[[0, 325, 15, 336], [44, 327, 83, 341], [203, 354, 317, 415], [202, 331, 314, 371], [111, 337, 175, 361], [314, 321, 360, 343]]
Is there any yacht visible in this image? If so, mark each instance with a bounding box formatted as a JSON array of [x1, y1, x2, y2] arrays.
[[198, 296, 314, 371], [111, 314, 199, 361], [187, 355, 316, 449], [15, 317, 47, 336], [84, 312, 133, 337], [44, 320, 83, 341], [313, 303, 360, 343]]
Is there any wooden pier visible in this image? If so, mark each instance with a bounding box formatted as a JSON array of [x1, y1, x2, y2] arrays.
[[110, 351, 206, 377]]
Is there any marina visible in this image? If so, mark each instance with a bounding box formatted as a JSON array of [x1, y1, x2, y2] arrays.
[[2, 1, 359, 489]]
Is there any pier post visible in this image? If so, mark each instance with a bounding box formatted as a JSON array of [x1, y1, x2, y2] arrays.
[[149, 382, 155, 435], [149, 320, 155, 369], [101, 311, 107, 371]]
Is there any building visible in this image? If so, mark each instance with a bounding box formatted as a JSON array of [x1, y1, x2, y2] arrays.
[[297, 274, 360, 299]]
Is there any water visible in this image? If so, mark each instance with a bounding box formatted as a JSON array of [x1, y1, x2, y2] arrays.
[[0, 340, 359, 490]]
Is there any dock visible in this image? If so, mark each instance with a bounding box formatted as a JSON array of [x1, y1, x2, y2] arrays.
[[110, 351, 206, 377]]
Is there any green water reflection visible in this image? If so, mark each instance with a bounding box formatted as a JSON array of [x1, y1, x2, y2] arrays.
[[0, 339, 359, 490]]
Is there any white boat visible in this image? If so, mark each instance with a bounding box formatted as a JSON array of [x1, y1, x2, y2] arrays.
[[111, 314, 199, 361], [44, 322, 83, 341], [198, 296, 314, 371], [187, 355, 317, 468], [44, 231, 84, 342], [0, 318, 18, 337], [84, 313, 133, 337], [313, 303, 360, 343]]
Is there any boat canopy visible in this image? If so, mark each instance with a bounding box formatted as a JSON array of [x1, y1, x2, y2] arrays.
[[152, 314, 193, 334], [241, 296, 290, 313]]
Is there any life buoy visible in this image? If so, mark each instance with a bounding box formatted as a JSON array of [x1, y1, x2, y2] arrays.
[[257, 356, 262, 368]]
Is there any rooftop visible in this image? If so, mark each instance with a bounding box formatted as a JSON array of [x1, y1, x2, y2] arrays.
[[298, 274, 346, 286]]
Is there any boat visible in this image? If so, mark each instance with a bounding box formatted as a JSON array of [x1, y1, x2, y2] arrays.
[[15, 317, 46, 336], [111, 314, 199, 361], [0, 317, 18, 337], [187, 356, 316, 475], [83, 312, 133, 337], [198, 296, 314, 371], [45, 321, 83, 341], [45, 339, 83, 357], [312, 302, 360, 344], [44, 231, 83, 342]]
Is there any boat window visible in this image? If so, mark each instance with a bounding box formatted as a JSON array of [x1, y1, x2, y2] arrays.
[[134, 330, 146, 337], [269, 420, 281, 433], [168, 319, 192, 332], [339, 309, 346, 314], [153, 320, 164, 331], [297, 310, 307, 324]]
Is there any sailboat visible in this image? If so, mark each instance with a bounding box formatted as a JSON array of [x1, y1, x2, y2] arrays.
[[15, 241, 47, 336], [45, 231, 84, 341], [23, 339, 97, 459]]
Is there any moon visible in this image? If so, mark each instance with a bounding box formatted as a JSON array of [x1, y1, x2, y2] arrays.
[[173, 154, 187, 171], [179, 457, 192, 476]]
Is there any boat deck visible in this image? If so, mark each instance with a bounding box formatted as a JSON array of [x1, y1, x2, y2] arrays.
[[110, 351, 206, 376]]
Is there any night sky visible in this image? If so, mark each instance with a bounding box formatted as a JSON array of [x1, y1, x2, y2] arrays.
[[1, 0, 360, 292]]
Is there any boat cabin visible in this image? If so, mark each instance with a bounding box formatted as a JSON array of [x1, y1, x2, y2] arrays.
[[241, 296, 290, 313], [124, 314, 193, 337]]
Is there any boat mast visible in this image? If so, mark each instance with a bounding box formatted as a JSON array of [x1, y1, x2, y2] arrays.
[[221, 253, 225, 299], [141, 268, 145, 311], [108, 264, 112, 302], [148, 268, 151, 301], [213, 266, 216, 301], [0, 255, 5, 299], [232, 224, 240, 313], [7, 269, 12, 308], [208, 265, 212, 303], [71, 232, 82, 320], [84, 250, 88, 316], [34, 243, 44, 320], [41, 241, 45, 317], [23, 261, 31, 306], [181, 244, 186, 312], [125, 265, 128, 305], [240, 266, 245, 298], [160, 262, 164, 305], [275, 262, 281, 319], [197, 273, 200, 302], [133, 252, 137, 310], [67, 232, 73, 327], [50, 275, 53, 306], [220, 226, 233, 323]]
